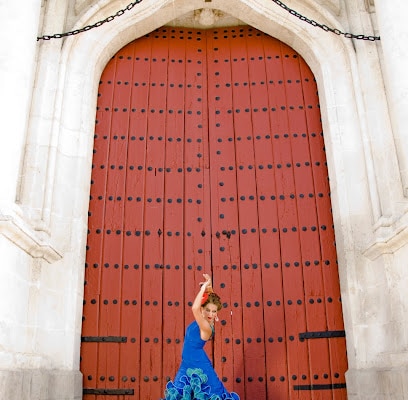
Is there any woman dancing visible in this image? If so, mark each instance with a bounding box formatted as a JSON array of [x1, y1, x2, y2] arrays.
[[163, 274, 240, 400]]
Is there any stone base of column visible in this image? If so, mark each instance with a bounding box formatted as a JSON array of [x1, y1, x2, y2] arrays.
[[346, 366, 408, 399], [0, 369, 82, 400]]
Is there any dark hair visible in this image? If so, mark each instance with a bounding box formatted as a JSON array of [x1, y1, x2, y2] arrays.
[[202, 292, 222, 311]]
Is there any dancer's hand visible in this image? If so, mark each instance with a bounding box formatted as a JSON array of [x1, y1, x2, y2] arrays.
[[200, 273, 213, 293]]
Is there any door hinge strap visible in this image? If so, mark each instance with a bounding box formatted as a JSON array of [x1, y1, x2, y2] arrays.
[[294, 383, 346, 390], [299, 330, 345, 340], [83, 388, 134, 395], [81, 336, 127, 343]]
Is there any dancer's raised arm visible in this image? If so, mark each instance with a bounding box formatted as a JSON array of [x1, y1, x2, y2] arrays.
[[192, 273, 214, 341]]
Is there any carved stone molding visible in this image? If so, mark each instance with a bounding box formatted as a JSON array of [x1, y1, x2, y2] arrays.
[[364, 212, 408, 260], [365, 0, 376, 13], [194, 8, 223, 26], [0, 208, 62, 264]]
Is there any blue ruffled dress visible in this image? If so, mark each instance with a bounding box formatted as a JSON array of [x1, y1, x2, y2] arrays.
[[163, 321, 240, 400]]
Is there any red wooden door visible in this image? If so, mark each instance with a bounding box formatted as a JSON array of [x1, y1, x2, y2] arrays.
[[81, 26, 348, 400]]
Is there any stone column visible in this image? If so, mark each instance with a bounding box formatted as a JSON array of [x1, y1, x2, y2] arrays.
[[21, 0, 71, 228], [375, 0, 408, 196], [0, 0, 42, 210], [0, 2, 82, 400]]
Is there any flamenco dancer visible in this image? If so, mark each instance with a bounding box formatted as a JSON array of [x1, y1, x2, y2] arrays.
[[163, 273, 240, 400]]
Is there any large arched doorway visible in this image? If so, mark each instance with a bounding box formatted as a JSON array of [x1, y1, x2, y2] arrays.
[[81, 26, 348, 400]]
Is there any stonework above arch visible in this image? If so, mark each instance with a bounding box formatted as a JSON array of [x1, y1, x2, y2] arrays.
[[74, 0, 95, 15], [168, 8, 244, 28], [72, 0, 344, 28], [314, 0, 341, 15]]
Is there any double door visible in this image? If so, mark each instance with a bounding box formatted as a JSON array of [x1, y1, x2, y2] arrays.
[[81, 26, 348, 400]]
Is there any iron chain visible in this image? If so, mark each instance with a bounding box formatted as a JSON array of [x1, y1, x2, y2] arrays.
[[37, 0, 143, 41], [37, 0, 380, 41], [271, 0, 380, 41]]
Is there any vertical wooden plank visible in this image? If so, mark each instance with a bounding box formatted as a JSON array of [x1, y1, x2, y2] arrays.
[[120, 35, 151, 399], [138, 29, 167, 400], [161, 28, 186, 392], [232, 26, 257, 397], [280, 42, 332, 400], [108, 42, 136, 400], [265, 38, 312, 400], [81, 49, 117, 400], [109, 41, 133, 400], [248, 29, 290, 400], [206, 27, 245, 398], [183, 28, 211, 325], [102, 43, 136, 400], [229, 27, 267, 400], [300, 58, 348, 400]]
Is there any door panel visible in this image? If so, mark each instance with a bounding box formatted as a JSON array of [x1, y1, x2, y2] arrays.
[[81, 26, 347, 400]]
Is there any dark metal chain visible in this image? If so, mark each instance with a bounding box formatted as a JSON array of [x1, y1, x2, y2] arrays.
[[271, 0, 380, 41], [37, 0, 143, 41], [37, 0, 380, 41]]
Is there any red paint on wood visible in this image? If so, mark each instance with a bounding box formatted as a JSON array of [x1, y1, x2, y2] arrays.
[[81, 27, 348, 400]]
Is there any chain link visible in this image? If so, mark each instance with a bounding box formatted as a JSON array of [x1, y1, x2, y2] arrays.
[[271, 0, 380, 41], [37, 0, 143, 41], [37, 0, 380, 41]]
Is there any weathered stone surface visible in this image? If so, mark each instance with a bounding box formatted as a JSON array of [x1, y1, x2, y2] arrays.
[[0, 369, 82, 400], [1, 1, 407, 399]]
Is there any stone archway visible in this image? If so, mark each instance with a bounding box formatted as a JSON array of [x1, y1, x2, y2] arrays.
[[51, 1, 371, 398]]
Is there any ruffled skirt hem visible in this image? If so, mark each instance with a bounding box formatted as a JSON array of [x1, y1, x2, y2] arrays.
[[163, 368, 240, 400]]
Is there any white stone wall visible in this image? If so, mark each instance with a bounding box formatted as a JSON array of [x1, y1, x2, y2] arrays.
[[0, 0, 407, 399]]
